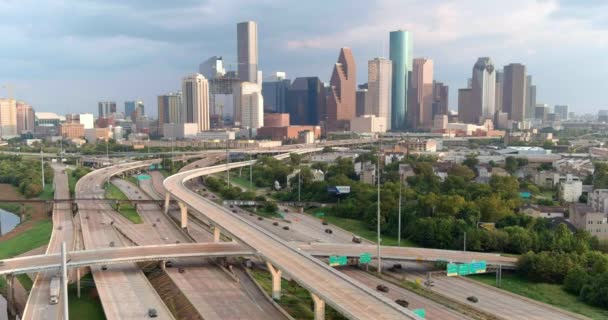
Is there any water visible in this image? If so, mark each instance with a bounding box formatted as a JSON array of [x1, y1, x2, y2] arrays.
[[0, 209, 21, 235]]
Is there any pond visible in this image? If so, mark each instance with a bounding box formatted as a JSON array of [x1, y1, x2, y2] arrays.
[[0, 208, 21, 235]]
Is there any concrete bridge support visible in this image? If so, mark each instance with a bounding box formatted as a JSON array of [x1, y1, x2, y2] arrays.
[[265, 262, 282, 300], [177, 201, 188, 229], [213, 226, 221, 242], [6, 274, 15, 316], [164, 193, 171, 214], [310, 293, 326, 320]]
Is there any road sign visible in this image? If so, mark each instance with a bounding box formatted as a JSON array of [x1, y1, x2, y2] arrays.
[[359, 252, 372, 264], [458, 263, 471, 276], [447, 260, 487, 277], [137, 174, 151, 181], [471, 261, 487, 274], [315, 212, 325, 218], [329, 255, 347, 267], [413, 308, 425, 318], [446, 263, 458, 277], [327, 186, 351, 194]]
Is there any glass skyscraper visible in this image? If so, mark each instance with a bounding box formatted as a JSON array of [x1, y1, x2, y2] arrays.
[[389, 30, 413, 131]]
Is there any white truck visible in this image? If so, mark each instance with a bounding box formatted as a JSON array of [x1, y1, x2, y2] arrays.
[[49, 276, 60, 305]]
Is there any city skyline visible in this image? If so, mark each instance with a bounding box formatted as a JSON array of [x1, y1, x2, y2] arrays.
[[0, 1, 606, 116]]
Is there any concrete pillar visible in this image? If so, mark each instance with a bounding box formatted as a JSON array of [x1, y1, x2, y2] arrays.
[[213, 226, 221, 242], [164, 193, 171, 214], [266, 261, 282, 300], [6, 274, 15, 316], [310, 292, 326, 320], [178, 201, 188, 229], [159, 260, 166, 272], [76, 268, 81, 298]]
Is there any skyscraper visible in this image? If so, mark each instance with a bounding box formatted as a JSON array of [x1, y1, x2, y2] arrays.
[[555, 105, 569, 120], [16, 102, 35, 134], [495, 70, 503, 113], [287, 77, 326, 125], [262, 72, 291, 113], [431, 81, 449, 118], [98, 101, 116, 118], [157, 93, 182, 125], [366, 57, 392, 130], [458, 88, 474, 123], [502, 63, 527, 121], [237, 21, 258, 83], [356, 84, 368, 117], [199, 56, 226, 79], [239, 82, 264, 129], [181, 74, 210, 132], [409, 58, 434, 129], [471, 57, 496, 123], [0, 99, 17, 138], [326, 47, 356, 131], [125, 101, 135, 119], [389, 30, 413, 130], [526, 75, 536, 120]]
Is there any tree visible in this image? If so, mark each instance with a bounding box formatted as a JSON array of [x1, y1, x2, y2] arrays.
[[449, 165, 475, 181], [505, 156, 518, 174], [564, 266, 589, 295], [463, 154, 479, 170]]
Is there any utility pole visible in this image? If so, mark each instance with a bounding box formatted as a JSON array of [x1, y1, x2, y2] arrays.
[[61, 242, 69, 320], [376, 127, 383, 274], [249, 153, 253, 188], [463, 231, 467, 253], [226, 139, 230, 187], [398, 173, 402, 247], [40, 148, 45, 189]]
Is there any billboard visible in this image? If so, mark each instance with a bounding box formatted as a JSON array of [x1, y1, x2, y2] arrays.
[[327, 186, 351, 195]]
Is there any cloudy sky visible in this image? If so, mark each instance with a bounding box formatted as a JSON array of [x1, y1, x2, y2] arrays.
[[1, 0, 607, 117]]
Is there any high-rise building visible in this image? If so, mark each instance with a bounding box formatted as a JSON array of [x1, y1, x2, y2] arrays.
[[409, 58, 434, 129], [389, 30, 413, 130], [535, 103, 550, 122], [526, 75, 536, 120], [356, 85, 368, 117], [158, 92, 182, 126], [431, 81, 449, 119], [98, 101, 117, 118], [555, 105, 569, 121], [502, 63, 527, 121], [471, 57, 496, 124], [458, 88, 474, 123], [495, 70, 503, 113], [262, 73, 291, 113], [0, 99, 17, 138], [239, 82, 264, 129], [366, 57, 392, 130], [199, 56, 226, 79], [124, 100, 144, 120], [181, 74, 210, 132], [237, 21, 258, 83], [287, 77, 326, 125], [125, 101, 135, 119], [209, 73, 240, 124], [16, 102, 35, 134], [326, 47, 356, 131]]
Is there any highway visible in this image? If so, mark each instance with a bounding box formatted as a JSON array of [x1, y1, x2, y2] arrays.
[[76, 160, 176, 320], [22, 165, 72, 320], [164, 151, 420, 320]]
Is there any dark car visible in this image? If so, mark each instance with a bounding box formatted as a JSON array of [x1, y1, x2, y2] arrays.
[[148, 308, 158, 318], [258, 217, 264, 221], [283, 226, 290, 230], [352, 236, 362, 243], [321, 221, 328, 226], [392, 263, 402, 269], [273, 222, 279, 226], [467, 296, 479, 303], [324, 228, 333, 234], [395, 299, 409, 308], [101, 265, 108, 271], [284, 208, 289, 212], [232, 209, 237, 213], [229, 205, 234, 208], [109, 241, 115, 247], [178, 267, 185, 274], [165, 261, 173, 268], [376, 284, 389, 292]]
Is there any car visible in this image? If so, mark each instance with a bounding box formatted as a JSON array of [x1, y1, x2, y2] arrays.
[[178, 268, 185, 273], [284, 208, 289, 212], [229, 205, 234, 208], [272, 222, 279, 226], [232, 210, 237, 213], [152, 223, 157, 227], [249, 213, 254, 216], [101, 265, 108, 271], [156, 218, 161, 222], [467, 296, 478, 303], [148, 308, 158, 318], [165, 261, 173, 268], [352, 236, 362, 243], [57, 226, 63, 230], [109, 241, 115, 247], [258, 217, 264, 221], [392, 263, 402, 269], [395, 299, 409, 308], [376, 284, 389, 292], [0, 261, 5, 266], [322, 221, 328, 226], [283, 226, 290, 230], [324, 228, 333, 234]]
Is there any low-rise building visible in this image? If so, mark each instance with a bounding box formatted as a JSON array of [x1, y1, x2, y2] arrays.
[[163, 123, 199, 139], [522, 204, 566, 219], [404, 139, 438, 152], [257, 125, 321, 141], [360, 162, 376, 185], [561, 179, 583, 202], [350, 115, 386, 133], [570, 203, 608, 242], [59, 123, 85, 139], [197, 130, 236, 140]]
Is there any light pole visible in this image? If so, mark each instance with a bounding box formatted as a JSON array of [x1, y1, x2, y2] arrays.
[[398, 173, 403, 247], [40, 148, 45, 189], [226, 139, 230, 187], [249, 153, 253, 188], [298, 167, 301, 204], [376, 127, 383, 274]]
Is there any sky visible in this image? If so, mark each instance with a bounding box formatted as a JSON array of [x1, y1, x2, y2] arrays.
[[1, 0, 608, 117]]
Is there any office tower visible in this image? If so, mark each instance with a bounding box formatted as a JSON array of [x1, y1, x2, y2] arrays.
[[135, 100, 144, 117], [431, 81, 449, 118], [502, 63, 527, 121], [98, 101, 117, 118], [199, 56, 226, 79], [555, 105, 569, 121], [287, 77, 326, 125], [535, 104, 550, 122], [209, 73, 240, 124], [239, 82, 264, 129], [326, 47, 356, 131], [124, 100, 144, 120], [237, 21, 258, 83], [526, 75, 536, 120], [390, 30, 413, 130], [157, 92, 182, 125], [458, 88, 473, 123], [366, 57, 392, 129], [262, 72, 291, 113], [356, 84, 368, 117], [181, 74, 210, 132], [16, 102, 35, 134], [409, 58, 434, 129], [495, 71, 503, 113], [471, 57, 496, 123], [124, 101, 135, 119], [0, 99, 17, 138]]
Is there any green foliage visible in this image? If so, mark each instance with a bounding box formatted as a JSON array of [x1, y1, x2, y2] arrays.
[[204, 176, 256, 201], [0, 219, 52, 259], [462, 153, 479, 170], [0, 155, 53, 198]]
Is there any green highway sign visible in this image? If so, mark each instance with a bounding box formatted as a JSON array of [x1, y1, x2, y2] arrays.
[[137, 174, 151, 180], [413, 308, 425, 318], [315, 212, 325, 217], [359, 252, 372, 264], [447, 260, 487, 277], [329, 255, 348, 267]]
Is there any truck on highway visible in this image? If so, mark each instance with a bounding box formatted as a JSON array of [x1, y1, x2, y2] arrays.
[[49, 276, 60, 305]]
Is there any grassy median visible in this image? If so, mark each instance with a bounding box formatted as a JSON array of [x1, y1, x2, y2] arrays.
[[321, 215, 418, 247], [104, 183, 143, 224], [68, 274, 106, 320], [0, 219, 52, 259]]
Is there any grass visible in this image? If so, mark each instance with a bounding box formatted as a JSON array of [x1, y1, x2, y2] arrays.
[[17, 274, 33, 291], [0, 219, 52, 259], [230, 174, 256, 190], [38, 184, 55, 200], [104, 183, 143, 224], [67, 169, 77, 197], [125, 175, 139, 186], [68, 274, 106, 320], [250, 268, 347, 320], [0, 203, 23, 215], [321, 215, 418, 247], [469, 272, 608, 320]]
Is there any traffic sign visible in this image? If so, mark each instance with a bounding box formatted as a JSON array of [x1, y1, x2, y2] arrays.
[[315, 212, 325, 218], [359, 252, 372, 264], [137, 174, 151, 181], [446, 263, 458, 277], [458, 263, 471, 276], [413, 308, 425, 318], [471, 261, 487, 274], [447, 260, 487, 276], [329, 255, 347, 267]]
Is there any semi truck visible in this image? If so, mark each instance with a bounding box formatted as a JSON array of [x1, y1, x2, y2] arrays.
[[49, 276, 60, 305]]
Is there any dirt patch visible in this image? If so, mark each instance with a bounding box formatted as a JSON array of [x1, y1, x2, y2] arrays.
[[0, 184, 48, 242]]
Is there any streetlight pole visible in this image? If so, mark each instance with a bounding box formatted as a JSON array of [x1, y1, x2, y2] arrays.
[[398, 173, 402, 247], [226, 139, 230, 187], [249, 153, 253, 188], [298, 168, 301, 204], [40, 148, 45, 189], [376, 127, 383, 274]]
